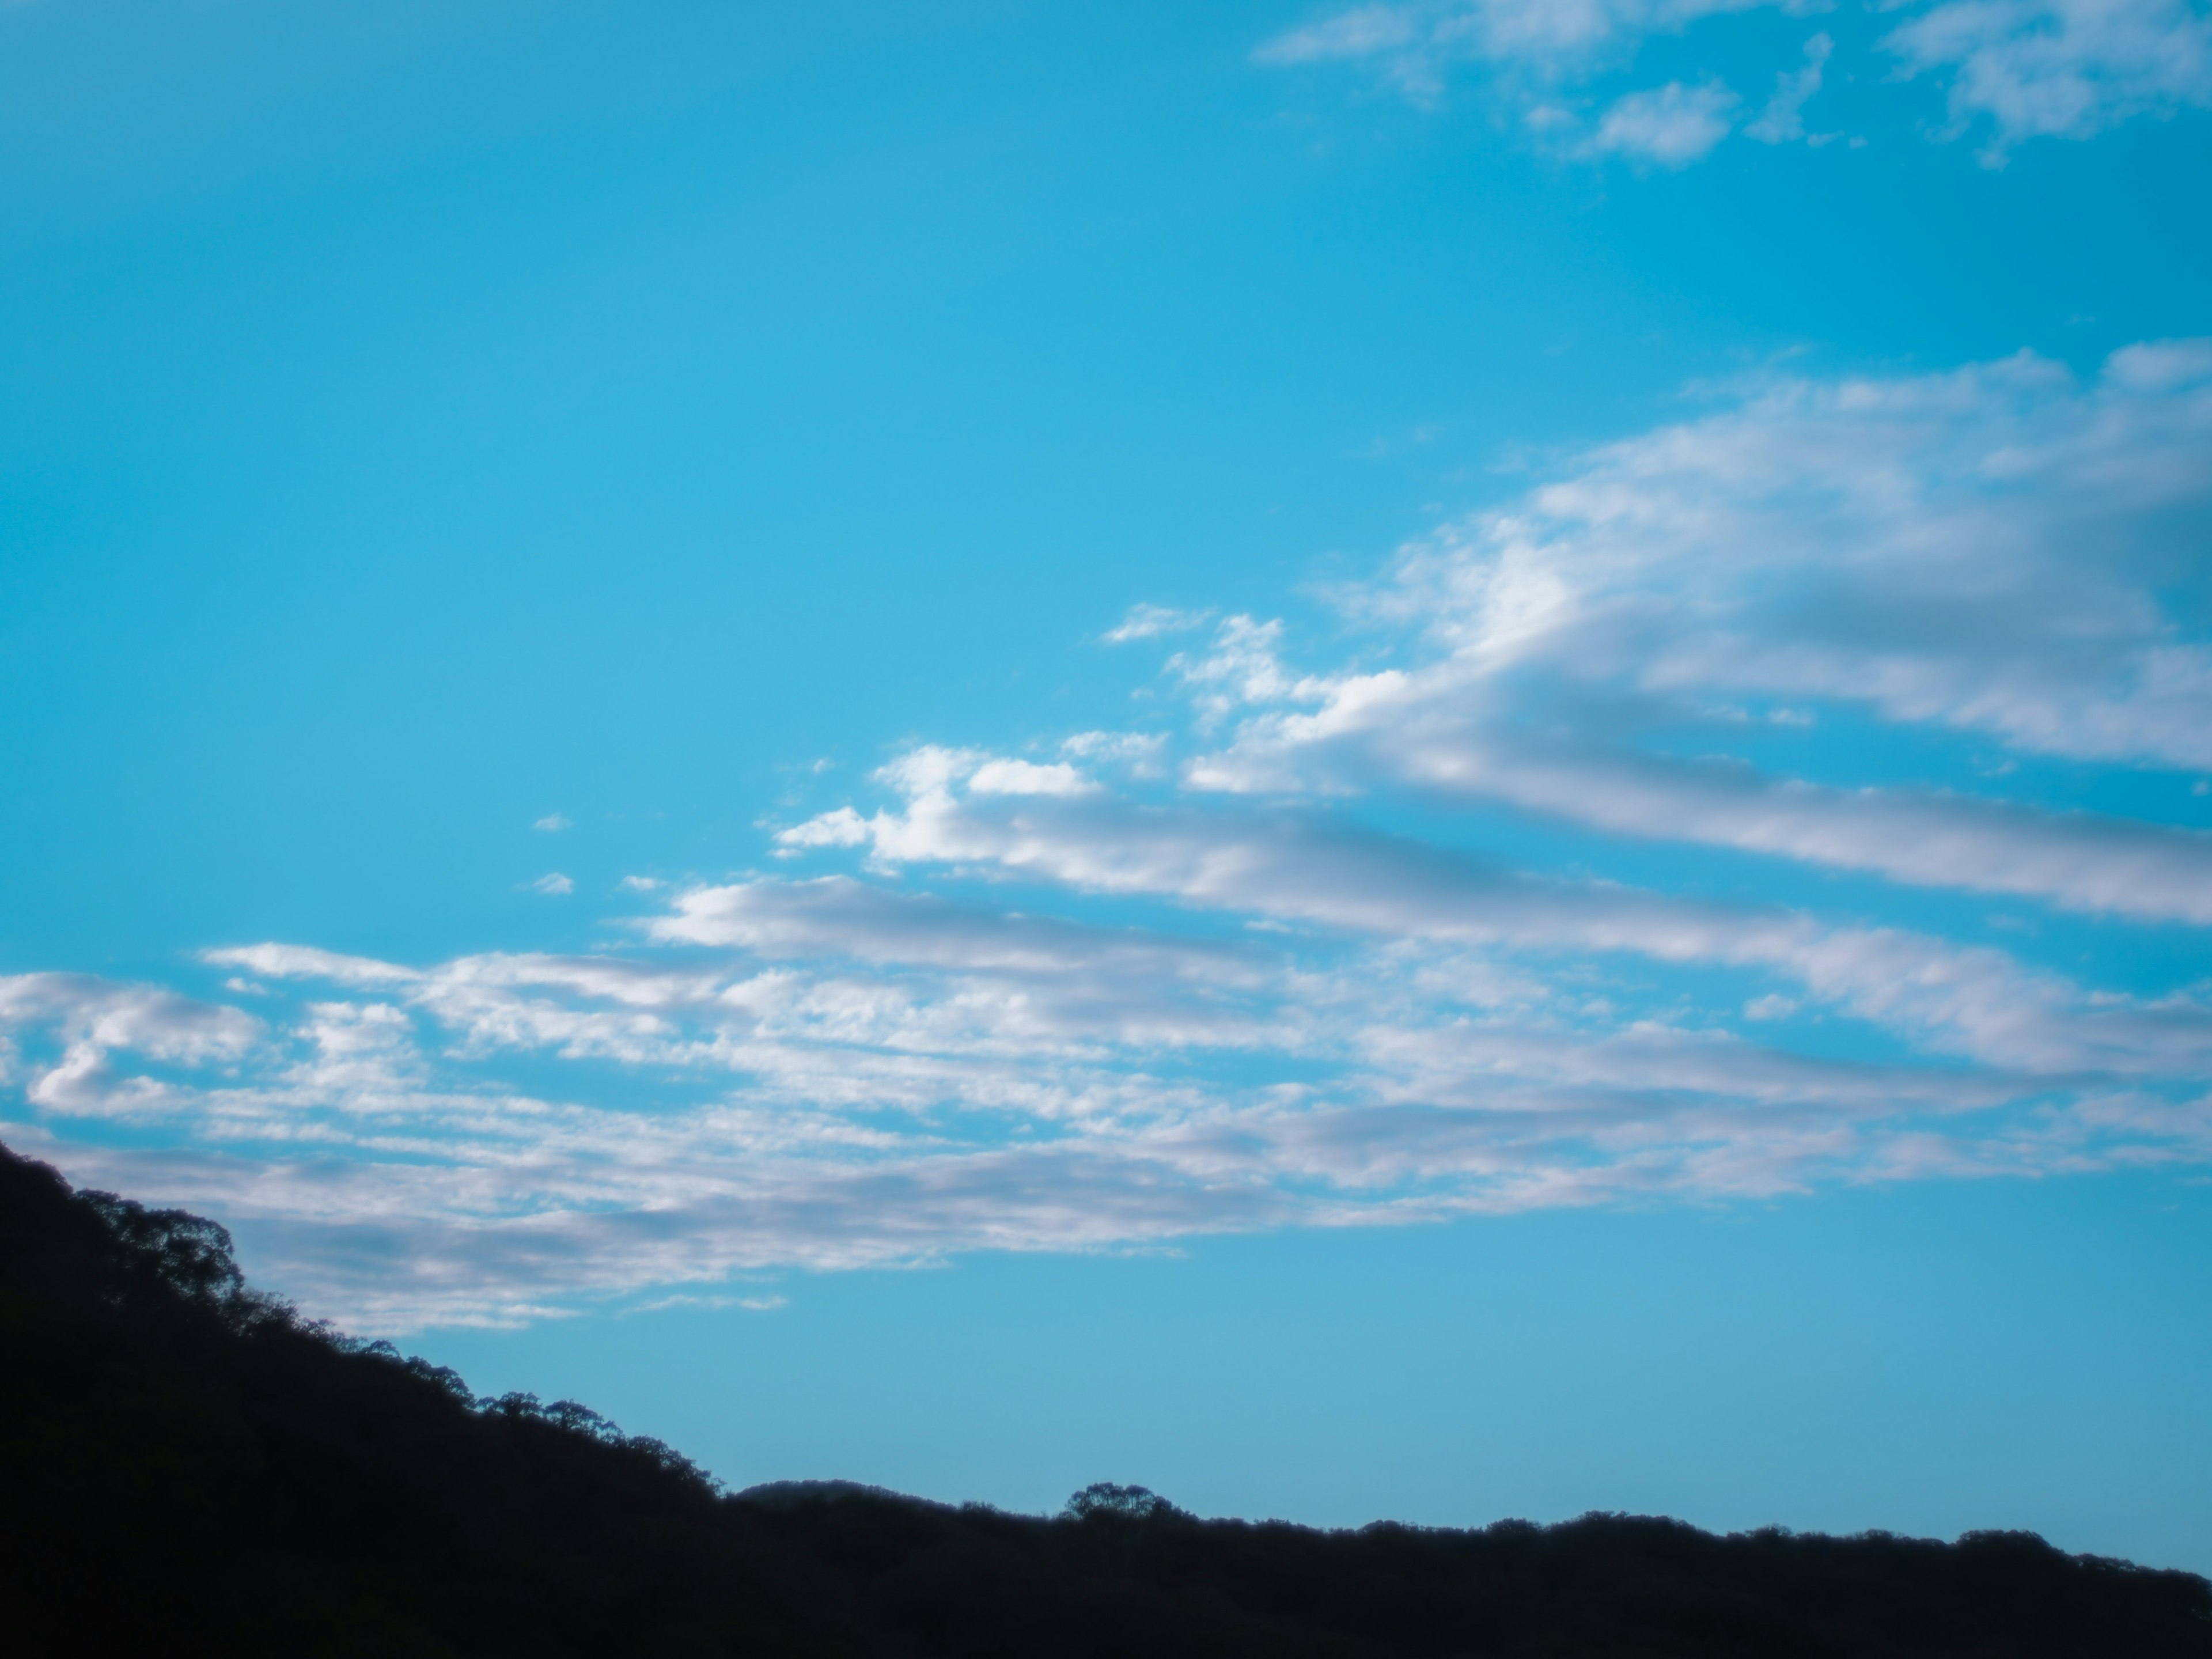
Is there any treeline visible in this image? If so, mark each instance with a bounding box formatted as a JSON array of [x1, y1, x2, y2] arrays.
[[2, 1139, 2207, 1657]]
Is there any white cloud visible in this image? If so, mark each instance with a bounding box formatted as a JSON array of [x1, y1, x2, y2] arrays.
[[1259, 0, 2211, 156], [1886, 0, 2212, 156], [776, 805, 870, 851], [1256, 3, 1425, 67], [12, 339, 2212, 1331], [1215, 726, 2212, 923], [1746, 32, 1832, 142], [533, 813, 572, 832], [659, 876, 1111, 959], [791, 772, 2212, 1078], [9, 832, 2209, 1326], [968, 757, 1096, 797], [0, 972, 260, 1062], [1182, 343, 2212, 858], [28, 1043, 181, 1117], [1256, 1, 1781, 92], [206, 943, 419, 987], [0, 975, 259, 1123], [1256, 0, 1774, 157], [1583, 79, 1739, 164], [622, 1293, 740, 1315], [1169, 616, 1327, 727], [1059, 730, 1170, 776], [622, 1290, 789, 1314], [1103, 603, 1214, 643], [528, 873, 574, 896]]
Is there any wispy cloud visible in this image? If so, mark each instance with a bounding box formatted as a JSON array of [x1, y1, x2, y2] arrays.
[[1886, 0, 2212, 158], [623, 1291, 785, 1316], [1746, 32, 1832, 143], [1256, 0, 2212, 161], [787, 768, 2212, 1075], [1256, 0, 1781, 97], [1178, 341, 2212, 780], [1104, 603, 1214, 644], [7, 340, 2212, 1331]]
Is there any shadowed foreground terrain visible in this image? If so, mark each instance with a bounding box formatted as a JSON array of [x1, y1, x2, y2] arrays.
[[4, 1140, 2207, 1658]]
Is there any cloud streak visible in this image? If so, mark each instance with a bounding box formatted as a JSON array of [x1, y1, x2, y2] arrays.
[[1176, 343, 2212, 885], [7, 340, 2211, 1330]]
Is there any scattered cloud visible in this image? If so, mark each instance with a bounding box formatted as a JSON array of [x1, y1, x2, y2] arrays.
[[527, 873, 575, 896], [1257, 0, 2211, 161], [534, 813, 572, 832], [1583, 79, 1739, 165], [1255, 0, 1782, 97], [1256, 0, 1773, 157]]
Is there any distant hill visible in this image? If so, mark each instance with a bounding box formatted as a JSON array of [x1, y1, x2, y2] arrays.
[[3, 1139, 2207, 1658]]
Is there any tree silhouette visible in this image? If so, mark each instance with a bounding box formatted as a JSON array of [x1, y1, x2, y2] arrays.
[[3, 1135, 2208, 1658], [1066, 1482, 1183, 1521]]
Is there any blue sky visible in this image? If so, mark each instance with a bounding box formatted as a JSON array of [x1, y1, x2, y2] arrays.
[[6, 0, 2212, 1570]]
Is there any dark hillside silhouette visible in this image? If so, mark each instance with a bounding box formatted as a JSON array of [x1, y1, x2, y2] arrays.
[[3, 1139, 2207, 1657]]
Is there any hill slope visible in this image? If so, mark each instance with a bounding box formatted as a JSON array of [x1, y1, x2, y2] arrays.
[[3, 1139, 2206, 1658]]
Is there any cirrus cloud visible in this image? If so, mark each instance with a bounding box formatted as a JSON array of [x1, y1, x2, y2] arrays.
[[7, 339, 2212, 1332]]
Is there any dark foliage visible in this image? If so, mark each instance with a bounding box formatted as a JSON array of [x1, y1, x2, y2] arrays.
[[1063, 1480, 1184, 1521], [3, 1139, 2207, 1657]]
